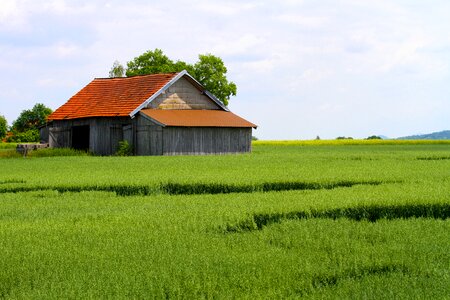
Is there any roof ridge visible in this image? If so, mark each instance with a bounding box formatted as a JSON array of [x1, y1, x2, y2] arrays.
[[94, 72, 180, 80]]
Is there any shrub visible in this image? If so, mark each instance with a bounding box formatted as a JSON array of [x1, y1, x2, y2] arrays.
[[116, 140, 133, 156], [6, 129, 40, 143]]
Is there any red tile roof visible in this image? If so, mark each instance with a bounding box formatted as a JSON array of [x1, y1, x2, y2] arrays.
[[141, 109, 257, 128], [48, 73, 178, 120]]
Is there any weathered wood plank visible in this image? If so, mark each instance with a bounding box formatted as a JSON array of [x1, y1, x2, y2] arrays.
[[48, 115, 252, 156]]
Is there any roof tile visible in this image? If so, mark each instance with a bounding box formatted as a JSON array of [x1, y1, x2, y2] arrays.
[[48, 73, 178, 120], [141, 109, 257, 128]]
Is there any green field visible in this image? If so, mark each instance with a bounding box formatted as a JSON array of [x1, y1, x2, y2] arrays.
[[0, 142, 449, 298]]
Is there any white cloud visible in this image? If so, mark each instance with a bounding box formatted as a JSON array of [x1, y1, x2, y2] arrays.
[[194, 1, 259, 16], [242, 57, 278, 74], [0, 0, 19, 20], [53, 42, 80, 58], [276, 14, 328, 28], [0, 0, 27, 30], [211, 34, 266, 56]]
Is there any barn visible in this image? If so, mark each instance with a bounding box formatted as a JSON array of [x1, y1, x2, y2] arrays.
[[46, 70, 257, 155]]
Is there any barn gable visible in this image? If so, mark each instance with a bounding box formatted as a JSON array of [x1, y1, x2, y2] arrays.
[[46, 70, 256, 155], [147, 77, 221, 110], [128, 70, 228, 117]]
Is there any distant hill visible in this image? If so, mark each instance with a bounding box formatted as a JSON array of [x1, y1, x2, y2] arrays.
[[397, 130, 450, 140]]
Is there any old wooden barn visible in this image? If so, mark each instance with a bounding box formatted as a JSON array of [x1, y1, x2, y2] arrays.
[[45, 70, 257, 155]]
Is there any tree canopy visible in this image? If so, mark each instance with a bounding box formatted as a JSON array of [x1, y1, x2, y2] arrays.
[[121, 49, 236, 106], [109, 60, 125, 78], [0, 115, 7, 140], [191, 54, 236, 106], [6, 103, 53, 142], [12, 103, 52, 132]]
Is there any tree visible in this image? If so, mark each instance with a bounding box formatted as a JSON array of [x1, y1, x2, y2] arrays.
[[7, 103, 53, 142], [191, 54, 236, 106], [0, 115, 7, 141], [12, 103, 52, 132], [122, 49, 236, 105], [366, 135, 381, 140], [109, 60, 125, 78], [126, 49, 181, 76]]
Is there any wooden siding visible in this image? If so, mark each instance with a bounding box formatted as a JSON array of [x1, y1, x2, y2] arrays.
[[148, 77, 220, 110], [49, 117, 133, 155], [135, 115, 163, 155], [49, 125, 71, 148], [162, 127, 252, 155], [49, 115, 253, 156], [39, 125, 50, 143]]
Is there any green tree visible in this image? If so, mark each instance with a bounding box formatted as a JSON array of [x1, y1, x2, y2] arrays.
[[123, 49, 236, 105], [366, 135, 381, 140], [191, 54, 236, 106], [109, 60, 125, 78], [12, 103, 52, 132], [8, 103, 52, 142], [126, 49, 180, 76], [0, 115, 7, 141]]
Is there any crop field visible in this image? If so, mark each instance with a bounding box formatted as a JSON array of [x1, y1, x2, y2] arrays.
[[0, 141, 449, 298]]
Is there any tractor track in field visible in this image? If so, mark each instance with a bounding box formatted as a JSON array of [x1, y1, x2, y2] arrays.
[[0, 180, 386, 196], [223, 203, 450, 233]]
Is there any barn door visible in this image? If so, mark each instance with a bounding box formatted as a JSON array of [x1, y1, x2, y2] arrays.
[[49, 127, 71, 148], [72, 125, 90, 151]]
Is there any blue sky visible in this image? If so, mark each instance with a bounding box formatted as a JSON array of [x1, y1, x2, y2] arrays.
[[1, 0, 449, 139]]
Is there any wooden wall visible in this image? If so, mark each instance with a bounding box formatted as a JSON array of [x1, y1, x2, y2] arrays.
[[49, 117, 133, 155], [162, 127, 252, 155], [49, 115, 252, 156], [135, 116, 163, 155], [39, 125, 50, 143], [135, 115, 252, 155]]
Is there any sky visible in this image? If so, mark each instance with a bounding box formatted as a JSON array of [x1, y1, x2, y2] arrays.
[[1, 0, 449, 140]]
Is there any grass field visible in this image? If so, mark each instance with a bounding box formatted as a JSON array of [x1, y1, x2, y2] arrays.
[[0, 142, 449, 298]]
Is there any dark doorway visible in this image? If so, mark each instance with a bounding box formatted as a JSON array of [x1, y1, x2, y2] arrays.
[[72, 125, 90, 151]]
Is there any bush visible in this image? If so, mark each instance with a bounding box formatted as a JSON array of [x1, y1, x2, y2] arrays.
[[6, 129, 40, 143], [116, 140, 133, 156]]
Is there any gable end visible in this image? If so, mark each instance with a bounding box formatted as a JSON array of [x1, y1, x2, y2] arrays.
[[129, 70, 229, 118]]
